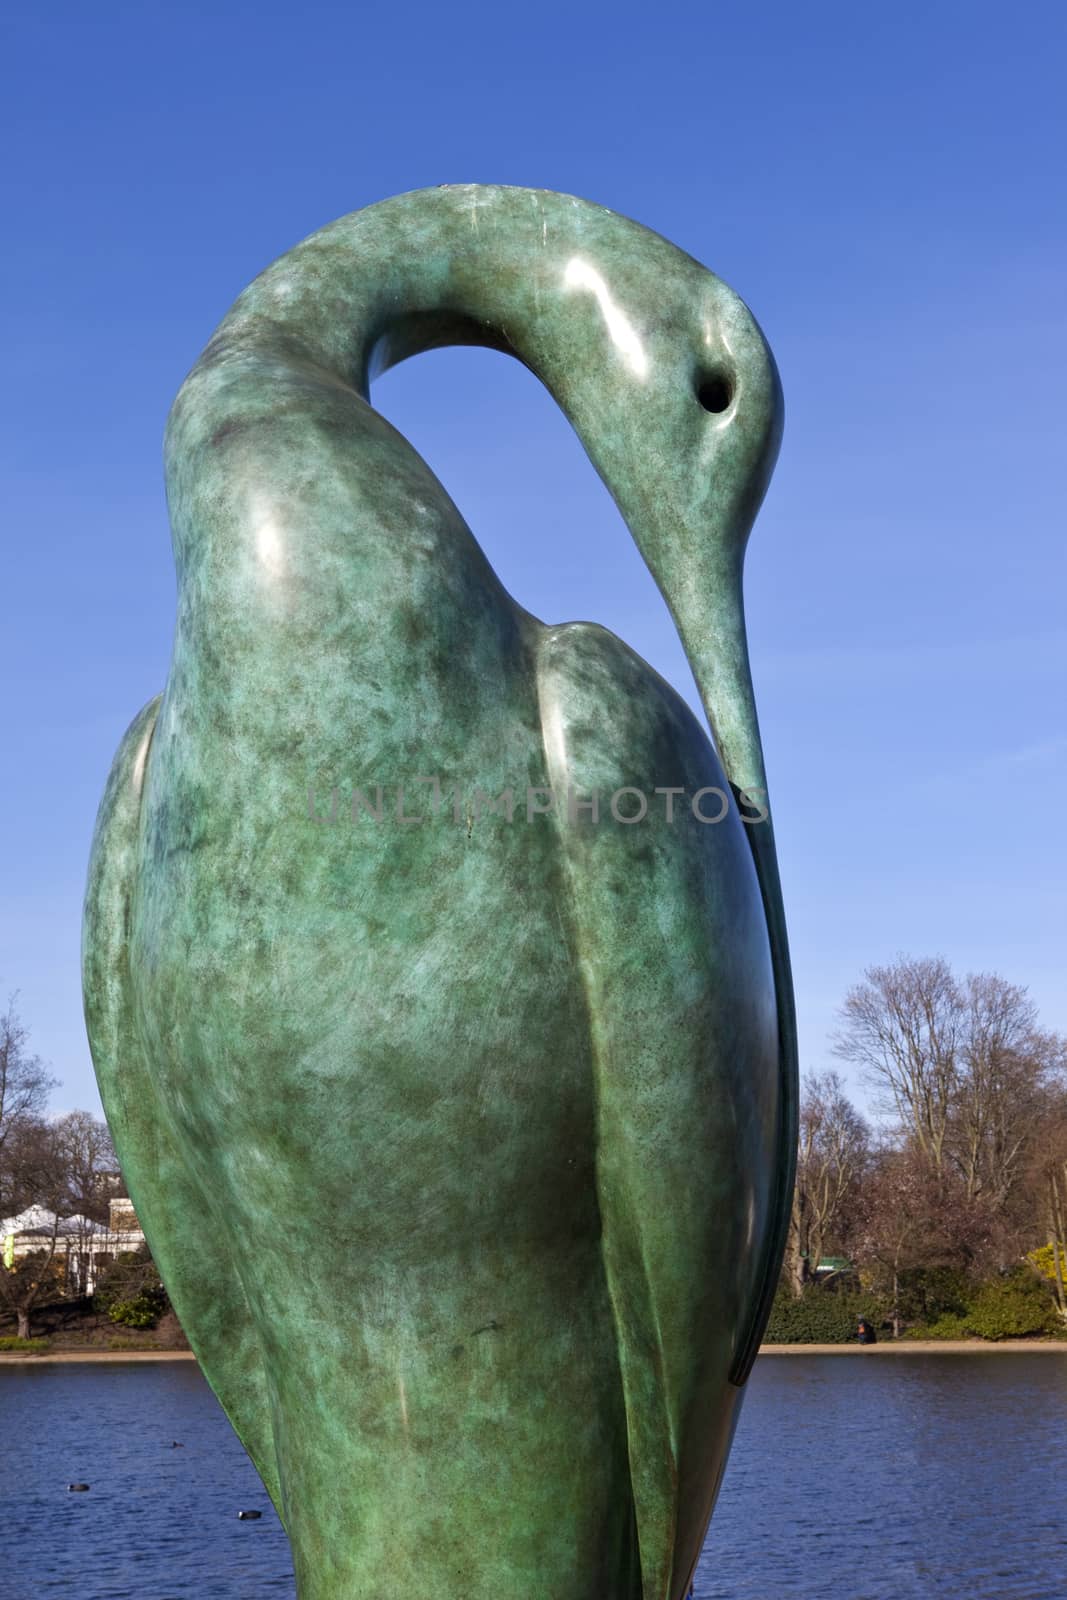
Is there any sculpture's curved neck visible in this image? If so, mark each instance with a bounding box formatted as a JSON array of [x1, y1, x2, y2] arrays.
[[202, 186, 647, 398], [170, 187, 778, 810]]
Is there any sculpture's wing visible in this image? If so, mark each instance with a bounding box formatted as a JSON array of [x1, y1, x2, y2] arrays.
[[82, 697, 283, 1514], [537, 625, 781, 1600]]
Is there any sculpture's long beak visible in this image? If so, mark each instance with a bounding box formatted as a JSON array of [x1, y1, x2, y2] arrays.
[[670, 418, 799, 1388], [584, 320, 797, 1386]]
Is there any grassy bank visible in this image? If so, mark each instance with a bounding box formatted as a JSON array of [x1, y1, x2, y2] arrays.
[[0, 1294, 190, 1355]]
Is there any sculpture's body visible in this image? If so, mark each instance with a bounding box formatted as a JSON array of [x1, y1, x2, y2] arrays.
[[83, 187, 797, 1599]]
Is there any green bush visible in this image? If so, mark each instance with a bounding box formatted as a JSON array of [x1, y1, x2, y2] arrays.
[[906, 1270, 1059, 1341], [895, 1266, 972, 1325], [108, 1291, 166, 1329], [94, 1247, 168, 1330], [0, 1336, 49, 1354], [962, 1272, 1057, 1340], [905, 1313, 971, 1340], [764, 1287, 887, 1344]]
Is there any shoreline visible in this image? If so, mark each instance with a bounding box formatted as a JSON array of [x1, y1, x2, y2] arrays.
[[760, 1340, 1067, 1354], [0, 1349, 199, 1364], [2, 1340, 1065, 1365]]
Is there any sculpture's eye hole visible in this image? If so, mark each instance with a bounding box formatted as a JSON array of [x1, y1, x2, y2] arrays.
[[696, 373, 733, 414]]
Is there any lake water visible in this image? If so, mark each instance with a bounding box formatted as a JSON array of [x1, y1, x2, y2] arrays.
[[2, 1353, 1064, 1598]]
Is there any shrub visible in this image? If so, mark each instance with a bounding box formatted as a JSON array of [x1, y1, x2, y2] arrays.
[[962, 1271, 1057, 1341], [905, 1313, 971, 1341], [764, 1287, 887, 1344], [107, 1291, 166, 1329], [908, 1270, 1058, 1341], [895, 1266, 972, 1325], [94, 1247, 168, 1330], [0, 1336, 49, 1353], [1028, 1245, 1067, 1292]]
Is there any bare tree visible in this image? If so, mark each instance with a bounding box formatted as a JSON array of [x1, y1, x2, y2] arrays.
[[825, 959, 1067, 1325], [0, 1118, 67, 1338], [834, 955, 963, 1175], [0, 996, 58, 1186], [53, 1111, 117, 1221], [0, 999, 63, 1335], [950, 974, 1066, 1208], [1049, 1165, 1067, 1326], [53, 1112, 118, 1294], [0, 1004, 125, 1332], [856, 1146, 990, 1337], [787, 1071, 869, 1296], [1025, 1096, 1067, 1326]]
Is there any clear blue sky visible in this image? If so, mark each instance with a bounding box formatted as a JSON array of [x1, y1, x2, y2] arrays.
[[2, 3, 1064, 1118]]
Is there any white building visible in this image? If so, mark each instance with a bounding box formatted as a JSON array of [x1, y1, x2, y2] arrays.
[[1, 1197, 146, 1294]]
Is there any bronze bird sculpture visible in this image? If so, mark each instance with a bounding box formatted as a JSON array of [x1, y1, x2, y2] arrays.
[[83, 185, 797, 1599]]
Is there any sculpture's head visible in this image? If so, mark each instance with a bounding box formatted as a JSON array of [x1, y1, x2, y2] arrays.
[[514, 197, 784, 815], [370, 191, 784, 616], [547, 233, 783, 574]]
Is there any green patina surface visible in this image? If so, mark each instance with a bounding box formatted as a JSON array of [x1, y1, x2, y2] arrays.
[[82, 185, 797, 1599]]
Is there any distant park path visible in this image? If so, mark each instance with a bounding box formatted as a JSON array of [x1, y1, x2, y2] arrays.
[[2, 1341, 1067, 1363], [0, 1349, 198, 1363]]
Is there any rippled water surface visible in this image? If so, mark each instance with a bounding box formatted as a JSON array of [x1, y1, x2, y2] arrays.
[[2, 1352, 1064, 1598]]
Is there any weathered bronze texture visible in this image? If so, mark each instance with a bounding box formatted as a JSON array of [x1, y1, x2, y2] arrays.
[[83, 185, 797, 1599]]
